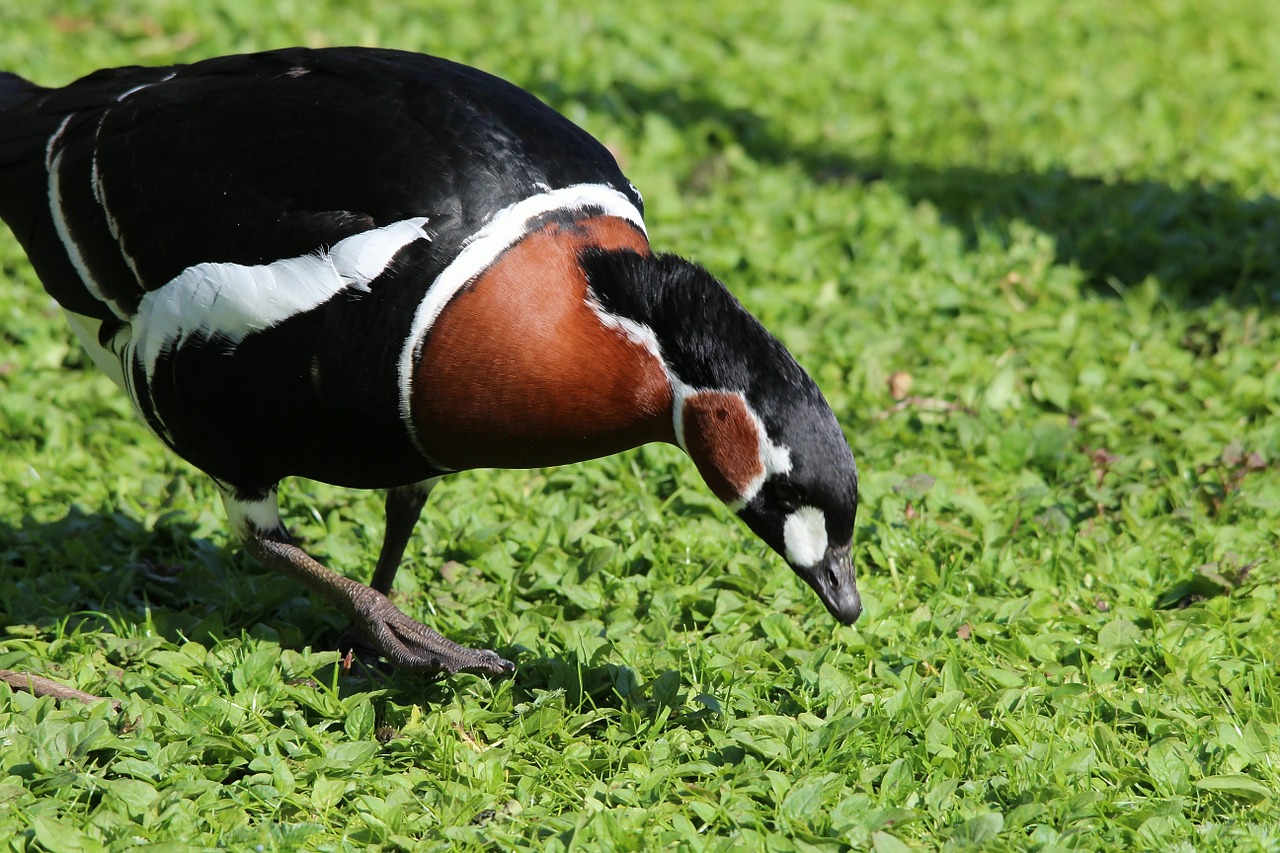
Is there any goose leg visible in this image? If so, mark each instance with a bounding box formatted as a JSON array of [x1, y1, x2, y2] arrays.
[[369, 479, 436, 595], [223, 488, 513, 675]]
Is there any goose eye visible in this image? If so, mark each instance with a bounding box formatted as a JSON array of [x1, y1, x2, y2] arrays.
[[769, 479, 802, 512]]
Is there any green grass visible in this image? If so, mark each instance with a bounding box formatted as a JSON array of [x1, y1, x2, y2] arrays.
[[2, 0, 1280, 849]]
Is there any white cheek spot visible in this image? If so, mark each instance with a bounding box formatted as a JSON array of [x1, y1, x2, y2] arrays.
[[783, 505, 828, 568]]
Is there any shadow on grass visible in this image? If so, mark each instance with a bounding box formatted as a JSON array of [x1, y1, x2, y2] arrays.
[[541, 81, 1280, 308], [506, 654, 721, 725], [0, 506, 366, 682], [0, 506, 630, 706]]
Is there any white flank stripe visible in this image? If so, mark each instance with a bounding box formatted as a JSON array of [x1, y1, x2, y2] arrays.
[[44, 114, 72, 170], [397, 183, 646, 448], [114, 72, 175, 103], [46, 118, 131, 321], [129, 217, 429, 379], [90, 129, 144, 284], [783, 505, 828, 568]]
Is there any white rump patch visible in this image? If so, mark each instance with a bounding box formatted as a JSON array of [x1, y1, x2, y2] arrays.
[[64, 310, 127, 390], [783, 505, 828, 568], [397, 183, 646, 448], [128, 217, 429, 379], [220, 488, 284, 539]]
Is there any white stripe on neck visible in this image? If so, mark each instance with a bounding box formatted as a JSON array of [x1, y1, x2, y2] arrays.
[[590, 309, 792, 513]]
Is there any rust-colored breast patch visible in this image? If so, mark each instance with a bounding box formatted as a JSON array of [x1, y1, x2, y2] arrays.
[[681, 390, 764, 504], [412, 215, 677, 470]]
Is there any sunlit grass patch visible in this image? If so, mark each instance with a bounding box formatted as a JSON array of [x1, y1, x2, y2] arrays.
[[2, 0, 1279, 849]]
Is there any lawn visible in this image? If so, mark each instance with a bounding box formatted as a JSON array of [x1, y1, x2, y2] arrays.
[[2, 0, 1279, 850]]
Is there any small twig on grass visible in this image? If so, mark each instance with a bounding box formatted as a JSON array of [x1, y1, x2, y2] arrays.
[[0, 669, 121, 711], [874, 396, 978, 420]]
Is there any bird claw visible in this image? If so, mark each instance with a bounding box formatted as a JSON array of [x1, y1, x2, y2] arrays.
[[353, 593, 515, 676], [245, 535, 513, 677]]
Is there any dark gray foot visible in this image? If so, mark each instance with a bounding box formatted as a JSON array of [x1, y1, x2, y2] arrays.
[[247, 537, 514, 676], [349, 591, 514, 675]]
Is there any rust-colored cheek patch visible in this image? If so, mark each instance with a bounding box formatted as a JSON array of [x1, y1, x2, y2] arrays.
[[681, 391, 763, 503]]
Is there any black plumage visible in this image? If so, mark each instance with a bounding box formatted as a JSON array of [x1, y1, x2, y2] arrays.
[[2, 48, 639, 302], [0, 47, 860, 679]]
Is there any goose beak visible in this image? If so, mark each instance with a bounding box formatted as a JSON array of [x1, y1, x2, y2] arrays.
[[800, 544, 861, 625]]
